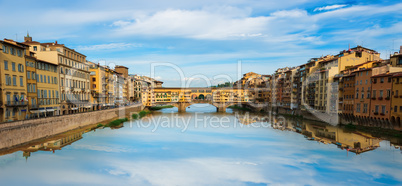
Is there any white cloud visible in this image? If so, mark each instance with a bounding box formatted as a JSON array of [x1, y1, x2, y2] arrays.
[[112, 9, 271, 40], [314, 4, 347, 12], [76, 43, 142, 51]]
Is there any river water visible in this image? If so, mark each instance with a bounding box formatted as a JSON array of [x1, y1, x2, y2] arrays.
[[0, 104, 401, 185]]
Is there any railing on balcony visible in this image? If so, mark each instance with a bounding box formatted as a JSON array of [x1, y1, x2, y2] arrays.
[[5, 101, 28, 106]]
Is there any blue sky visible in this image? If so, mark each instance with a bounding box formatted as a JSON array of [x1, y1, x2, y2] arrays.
[[1, 0, 402, 87]]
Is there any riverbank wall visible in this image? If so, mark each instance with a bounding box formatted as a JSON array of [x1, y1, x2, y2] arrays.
[[0, 104, 144, 150]]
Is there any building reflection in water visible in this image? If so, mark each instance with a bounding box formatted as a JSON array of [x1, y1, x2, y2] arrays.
[[19, 112, 402, 159], [234, 112, 402, 155], [22, 129, 91, 160]]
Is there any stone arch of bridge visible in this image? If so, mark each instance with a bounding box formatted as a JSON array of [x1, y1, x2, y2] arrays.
[[168, 101, 239, 112]]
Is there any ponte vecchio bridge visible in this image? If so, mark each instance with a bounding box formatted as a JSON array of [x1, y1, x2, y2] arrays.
[[142, 87, 253, 112]]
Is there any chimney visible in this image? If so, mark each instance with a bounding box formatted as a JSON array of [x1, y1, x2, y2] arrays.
[[400, 46, 402, 54]]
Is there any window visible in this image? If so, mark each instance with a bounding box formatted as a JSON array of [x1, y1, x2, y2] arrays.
[[5, 75, 10, 85], [4, 60, 8, 70], [11, 62, 15, 71], [381, 105, 386, 114], [388, 77, 392, 83], [356, 88, 359, 98], [40, 75, 43, 83], [48, 76, 50, 84], [18, 64, 24, 72], [12, 75, 16, 86], [27, 71, 30, 79], [2, 45, 8, 53], [375, 105, 379, 113], [33, 46, 37, 51], [373, 90, 376, 98], [32, 84, 36, 92], [10, 48, 15, 55], [19, 76, 23, 87], [387, 90, 391, 98], [363, 103, 368, 113], [379, 90, 383, 97], [356, 103, 361, 113], [17, 50, 22, 57], [380, 78, 384, 83], [32, 72, 36, 80]]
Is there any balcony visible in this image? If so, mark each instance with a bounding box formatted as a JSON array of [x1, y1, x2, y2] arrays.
[[5, 101, 28, 106], [380, 113, 385, 116], [385, 97, 390, 100], [378, 97, 383, 100], [371, 97, 376, 100], [373, 112, 378, 115]]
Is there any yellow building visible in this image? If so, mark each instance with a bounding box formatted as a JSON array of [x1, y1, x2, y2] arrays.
[[314, 46, 381, 114], [89, 62, 107, 109], [391, 72, 402, 130], [25, 51, 38, 118], [35, 59, 60, 117], [0, 39, 29, 122], [23, 35, 90, 115], [104, 67, 116, 107]]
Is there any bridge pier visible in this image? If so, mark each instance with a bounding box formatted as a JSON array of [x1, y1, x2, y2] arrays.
[[216, 106, 226, 112], [178, 103, 187, 112]]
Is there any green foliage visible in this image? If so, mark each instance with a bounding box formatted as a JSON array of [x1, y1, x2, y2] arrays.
[[228, 105, 252, 111], [132, 113, 139, 119], [105, 118, 128, 127], [96, 123, 104, 128], [139, 110, 151, 118], [149, 105, 174, 110]]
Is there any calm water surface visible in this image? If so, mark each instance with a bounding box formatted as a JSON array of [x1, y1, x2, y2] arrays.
[[0, 104, 401, 185]]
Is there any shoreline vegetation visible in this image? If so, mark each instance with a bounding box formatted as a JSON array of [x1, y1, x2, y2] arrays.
[[96, 110, 152, 129], [149, 105, 174, 110], [227, 105, 252, 111]]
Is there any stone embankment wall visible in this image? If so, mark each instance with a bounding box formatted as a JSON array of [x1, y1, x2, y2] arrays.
[[0, 104, 144, 150]]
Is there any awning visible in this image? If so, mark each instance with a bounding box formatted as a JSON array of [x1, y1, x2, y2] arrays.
[[46, 109, 55, 112], [29, 110, 41, 113], [71, 108, 78, 110], [85, 106, 92, 108]]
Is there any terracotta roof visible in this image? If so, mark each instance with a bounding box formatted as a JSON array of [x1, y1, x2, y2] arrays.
[[371, 72, 396, 78], [392, 72, 402, 77]]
